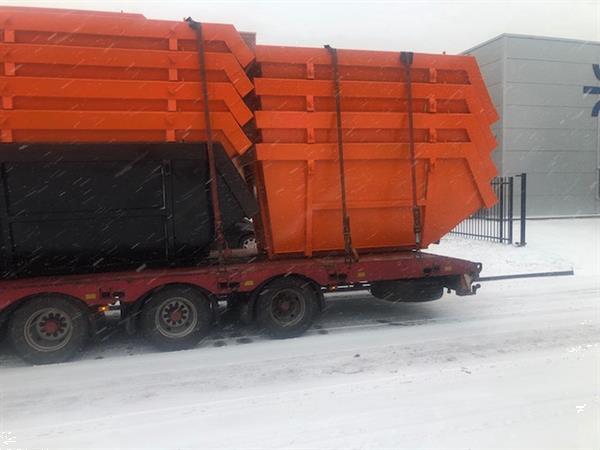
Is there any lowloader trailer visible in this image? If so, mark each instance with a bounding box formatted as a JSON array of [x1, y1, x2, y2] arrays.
[[0, 250, 481, 364], [0, 6, 496, 364]]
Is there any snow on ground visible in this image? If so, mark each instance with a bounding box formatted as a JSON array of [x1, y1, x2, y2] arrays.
[[431, 218, 600, 277], [0, 218, 599, 449]]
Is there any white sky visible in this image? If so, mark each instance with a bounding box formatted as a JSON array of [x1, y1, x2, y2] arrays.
[[1, 0, 599, 53]]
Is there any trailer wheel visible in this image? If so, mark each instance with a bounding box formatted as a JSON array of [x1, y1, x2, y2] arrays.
[[8, 296, 89, 365], [140, 286, 211, 351], [256, 277, 318, 339]]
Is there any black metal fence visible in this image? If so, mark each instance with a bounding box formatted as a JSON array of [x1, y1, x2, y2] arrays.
[[451, 173, 527, 245]]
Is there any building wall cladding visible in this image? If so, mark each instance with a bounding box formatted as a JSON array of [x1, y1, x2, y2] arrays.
[[465, 34, 600, 216]]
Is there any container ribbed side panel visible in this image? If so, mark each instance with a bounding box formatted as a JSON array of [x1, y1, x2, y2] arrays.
[[0, 7, 254, 156], [253, 45, 498, 256]]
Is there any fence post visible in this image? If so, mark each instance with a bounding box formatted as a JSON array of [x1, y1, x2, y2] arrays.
[[508, 176, 514, 244], [498, 178, 504, 243], [516, 173, 527, 246], [449, 174, 524, 245]]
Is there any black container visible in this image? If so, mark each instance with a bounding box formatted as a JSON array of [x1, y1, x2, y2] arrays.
[[0, 143, 258, 278]]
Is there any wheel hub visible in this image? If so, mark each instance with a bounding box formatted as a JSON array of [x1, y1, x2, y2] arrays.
[[170, 309, 183, 323], [25, 308, 73, 352], [156, 297, 198, 338], [278, 300, 291, 312], [270, 289, 305, 327], [41, 319, 59, 335], [161, 301, 190, 327], [37, 312, 69, 339]]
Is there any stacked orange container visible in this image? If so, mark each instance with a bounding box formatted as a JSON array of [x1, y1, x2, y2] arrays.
[[0, 7, 254, 157], [253, 45, 499, 257], [0, 6, 502, 261]]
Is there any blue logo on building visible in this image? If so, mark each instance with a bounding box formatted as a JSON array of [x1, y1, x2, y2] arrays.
[[583, 64, 600, 117]]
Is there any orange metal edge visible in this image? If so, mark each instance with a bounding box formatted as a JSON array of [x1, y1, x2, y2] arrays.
[[255, 45, 497, 122], [255, 111, 497, 153], [0, 43, 254, 98], [0, 8, 255, 68], [0, 77, 253, 126], [254, 77, 498, 152], [255, 76, 496, 129], [0, 110, 252, 155], [0, 6, 146, 18]]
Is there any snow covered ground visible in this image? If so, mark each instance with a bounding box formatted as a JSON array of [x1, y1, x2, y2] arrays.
[[431, 218, 598, 277], [0, 218, 598, 449]]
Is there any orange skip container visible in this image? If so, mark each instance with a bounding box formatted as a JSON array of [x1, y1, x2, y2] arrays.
[[254, 45, 498, 257], [0, 7, 254, 157]]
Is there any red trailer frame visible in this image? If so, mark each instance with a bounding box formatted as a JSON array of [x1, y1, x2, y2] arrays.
[[0, 250, 480, 323]]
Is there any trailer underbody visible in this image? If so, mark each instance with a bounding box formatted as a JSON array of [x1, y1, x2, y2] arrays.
[[0, 251, 480, 364]]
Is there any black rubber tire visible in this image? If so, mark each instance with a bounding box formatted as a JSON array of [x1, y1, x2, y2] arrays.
[[256, 277, 318, 339], [370, 279, 444, 303], [140, 286, 212, 351], [8, 296, 89, 365]]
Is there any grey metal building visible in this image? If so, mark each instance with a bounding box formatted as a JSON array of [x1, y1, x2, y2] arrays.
[[464, 34, 600, 216]]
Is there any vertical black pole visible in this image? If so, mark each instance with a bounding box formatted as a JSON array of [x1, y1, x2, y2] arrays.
[[508, 176, 514, 244], [498, 179, 504, 243], [479, 197, 482, 239], [518, 173, 527, 246]]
